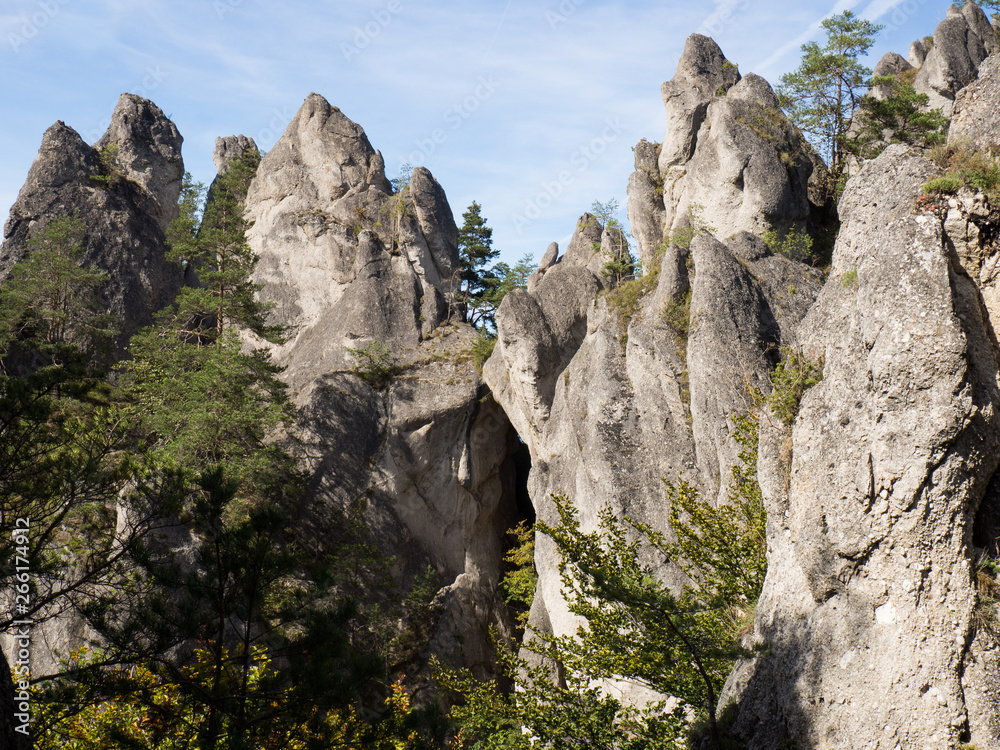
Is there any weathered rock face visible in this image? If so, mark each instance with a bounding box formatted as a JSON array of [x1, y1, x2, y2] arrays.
[[913, 0, 996, 115], [726, 145, 1000, 749], [95, 93, 184, 232], [245, 93, 518, 674], [0, 97, 184, 351], [632, 35, 813, 264], [871, 51, 914, 100], [213, 134, 258, 174], [485, 203, 821, 672], [950, 54, 1000, 150]]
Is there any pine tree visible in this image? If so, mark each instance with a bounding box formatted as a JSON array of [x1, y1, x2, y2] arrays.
[[850, 76, 948, 160], [778, 11, 882, 180], [121, 151, 295, 496], [457, 201, 500, 327]]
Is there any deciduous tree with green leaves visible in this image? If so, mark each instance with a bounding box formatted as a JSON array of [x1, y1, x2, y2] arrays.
[[778, 11, 883, 180], [442, 414, 767, 750]]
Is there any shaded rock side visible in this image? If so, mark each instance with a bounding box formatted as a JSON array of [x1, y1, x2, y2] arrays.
[[245, 94, 516, 673], [483, 210, 822, 660], [650, 36, 813, 246], [0, 102, 185, 350], [726, 145, 1000, 750], [950, 54, 1000, 150]]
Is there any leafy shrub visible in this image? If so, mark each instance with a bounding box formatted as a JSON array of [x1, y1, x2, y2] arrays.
[[470, 332, 496, 374], [922, 144, 1000, 202], [89, 143, 125, 189], [668, 203, 715, 250], [441, 412, 767, 750], [842, 268, 858, 287], [763, 226, 816, 264], [768, 347, 824, 426], [500, 520, 536, 629], [348, 340, 400, 390]]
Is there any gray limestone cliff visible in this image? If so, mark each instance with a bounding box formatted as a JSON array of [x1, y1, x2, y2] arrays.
[[723, 143, 1000, 750], [0, 94, 184, 351], [244, 93, 519, 677], [484, 37, 825, 677], [625, 35, 814, 271], [912, 0, 997, 115]]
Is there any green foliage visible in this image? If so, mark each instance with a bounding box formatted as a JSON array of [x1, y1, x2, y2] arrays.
[[778, 11, 882, 176], [668, 203, 715, 251], [121, 329, 297, 494], [499, 521, 536, 629], [165, 154, 279, 344], [591, 199, 636, 287], [470, 332, 497, 374], [842, 268, 858, 287], [762, 225, 816, 264], [89, 143, 124, 189], [662, 290, 692, 345], [922, 143, 1000, 202], [348, 339, 400, 390], [850, 76, 948, 160], [0, 215, 115, 366], [468, 253, 538, 333], [457, 201, 501, 327], [768, 347, 824, 426], [444, 414, 766, 750], [974, 554, 1000, 647], [391, 162, 414, 193], [605, 272, 658, 331]]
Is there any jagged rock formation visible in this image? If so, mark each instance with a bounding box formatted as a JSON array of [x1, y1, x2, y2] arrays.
[[724, 144, 1000, 749], [484, 36, 825, 674], [0, 94, 183, 351], [625, 35, 814, 270], [245, 93, 519, 675], [912, 0, 997, 115]]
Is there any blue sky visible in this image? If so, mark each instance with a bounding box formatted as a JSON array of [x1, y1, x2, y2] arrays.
[[1, 0, 953, 267]]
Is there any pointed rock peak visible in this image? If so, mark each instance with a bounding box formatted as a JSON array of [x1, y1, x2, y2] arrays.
[[672, 33, 740, 96], [96, 93, 183, 230], [539, 241, 559, 271], [562, 212, 604, 267], [260, 93, 391, 201], [213, 135, 258, 175], [32, 121, 94, 184], [408, 166, 459, 275], [962, 0, 997, 52]]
